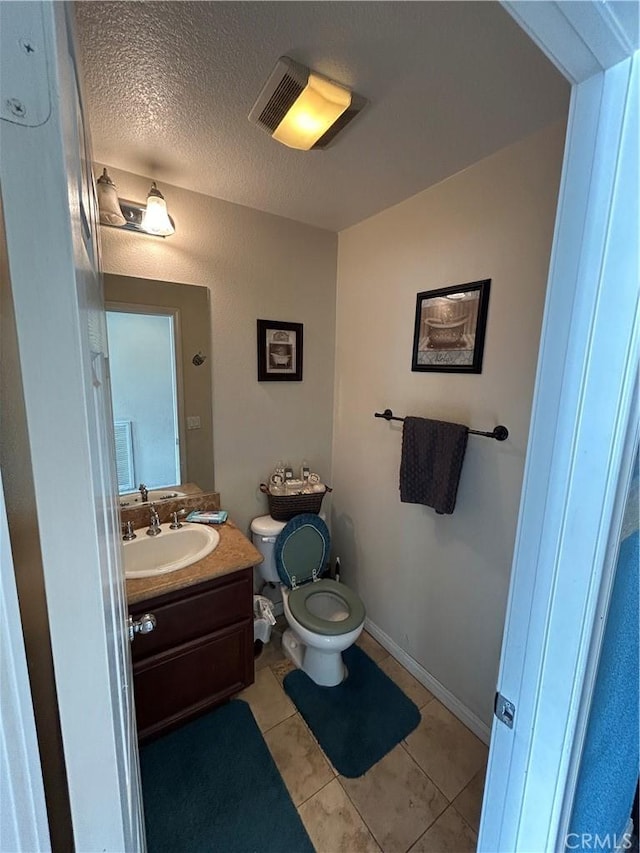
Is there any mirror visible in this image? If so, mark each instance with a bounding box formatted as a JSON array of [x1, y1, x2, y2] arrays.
[[104, 274, 214, 497]]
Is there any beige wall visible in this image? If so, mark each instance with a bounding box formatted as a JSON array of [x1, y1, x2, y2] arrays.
[[331, 122, 565, 728], [100, 169, 338, 533]]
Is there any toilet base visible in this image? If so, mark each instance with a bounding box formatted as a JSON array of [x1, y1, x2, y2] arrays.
[[281, 628, 346, 687], [281, 628, 304, 670]]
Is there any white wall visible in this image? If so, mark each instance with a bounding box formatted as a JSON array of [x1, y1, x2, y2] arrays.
[[331, 122, 565, 727], [100, 168, 337, 533]]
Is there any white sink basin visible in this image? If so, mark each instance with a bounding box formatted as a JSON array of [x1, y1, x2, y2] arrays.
[[123, 523, 220, 579], [119, 489, 186, 508]]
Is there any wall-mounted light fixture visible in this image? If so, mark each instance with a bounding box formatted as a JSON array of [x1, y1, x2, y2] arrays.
[[96, 168, 126, 226], [96, 168, 175, 237], [249, 57, 366, 151]]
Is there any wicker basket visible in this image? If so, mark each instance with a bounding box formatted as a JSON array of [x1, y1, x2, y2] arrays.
[[259, 483, 332, 522]]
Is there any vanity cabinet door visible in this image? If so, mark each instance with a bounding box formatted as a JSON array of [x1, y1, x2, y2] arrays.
[[133, 622, 252, 741], [129, 568, 254, 742]]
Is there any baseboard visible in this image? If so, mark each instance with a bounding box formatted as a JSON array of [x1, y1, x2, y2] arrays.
[[364, 617, 491, 745]]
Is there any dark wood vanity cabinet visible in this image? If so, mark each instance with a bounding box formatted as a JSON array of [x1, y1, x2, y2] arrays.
[[129, 568, 254, 742]]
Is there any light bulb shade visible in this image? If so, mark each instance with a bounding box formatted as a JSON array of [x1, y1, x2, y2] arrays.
[[141, 183, 175, 236], [273, 73, 351, 151], [96, 168, 126, 227]]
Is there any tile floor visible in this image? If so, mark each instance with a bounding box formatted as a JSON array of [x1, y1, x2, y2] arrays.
[[239, 623, 487, 853]]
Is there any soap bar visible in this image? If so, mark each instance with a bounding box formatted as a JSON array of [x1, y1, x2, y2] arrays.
[[186, 510, 228, 525]]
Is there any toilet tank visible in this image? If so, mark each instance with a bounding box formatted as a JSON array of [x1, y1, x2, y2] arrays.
[[250, 511, 328, 584], [250, 515, 286, 583]]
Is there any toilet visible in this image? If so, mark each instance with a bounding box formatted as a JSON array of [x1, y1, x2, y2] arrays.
[[250, 513, 365, 687]]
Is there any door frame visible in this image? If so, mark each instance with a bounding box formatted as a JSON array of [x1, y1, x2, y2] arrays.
[[0, 2, 144, 849], [0, 469, 51, 852], [480, 3, 639, 850]]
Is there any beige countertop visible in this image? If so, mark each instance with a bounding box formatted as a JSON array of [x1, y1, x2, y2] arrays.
[[126, 519, 263, 606]]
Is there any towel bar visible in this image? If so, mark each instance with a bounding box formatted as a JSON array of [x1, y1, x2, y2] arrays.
[[374, 409, 509, 441]]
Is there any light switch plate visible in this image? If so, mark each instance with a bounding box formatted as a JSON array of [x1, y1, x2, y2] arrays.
[[187, 416, 201, 430]]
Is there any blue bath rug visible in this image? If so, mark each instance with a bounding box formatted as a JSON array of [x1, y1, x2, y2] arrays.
[[283, 645, 421, 778], [140, 700, 314, 853]]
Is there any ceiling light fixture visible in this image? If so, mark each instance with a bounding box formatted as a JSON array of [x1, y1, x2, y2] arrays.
[[249, 56, 366, 151], [96, 169, 175, 237]]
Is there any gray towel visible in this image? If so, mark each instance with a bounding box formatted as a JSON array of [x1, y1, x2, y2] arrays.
[[399, 417, 469, 514]]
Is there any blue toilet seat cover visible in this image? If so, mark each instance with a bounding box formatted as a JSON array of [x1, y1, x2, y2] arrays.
[[274, 513, 330, 589]]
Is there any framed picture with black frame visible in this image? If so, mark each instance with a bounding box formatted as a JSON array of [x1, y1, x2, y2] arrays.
[[411, 279, 491, 373], [257, 319, 303, 381]]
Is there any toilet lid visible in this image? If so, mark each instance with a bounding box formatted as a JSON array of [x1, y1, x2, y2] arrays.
[[250, 514, 287, 537], [274, 513, 330, 589]]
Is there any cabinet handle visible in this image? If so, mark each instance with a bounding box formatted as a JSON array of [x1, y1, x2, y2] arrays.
[[128, 613, 157, 642]]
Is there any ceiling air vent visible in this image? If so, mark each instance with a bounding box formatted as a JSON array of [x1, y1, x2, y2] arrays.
[[249, 56, 366, 151], [255, 69, 306, 134]]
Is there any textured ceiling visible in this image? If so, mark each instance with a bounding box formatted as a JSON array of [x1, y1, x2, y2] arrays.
[[75, 1, 568, 232]]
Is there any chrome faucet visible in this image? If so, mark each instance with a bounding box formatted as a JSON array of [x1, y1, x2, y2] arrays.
[[139, 483, 149, 503], [146, 503, 161, 536], [122, 520, 136, 541]]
